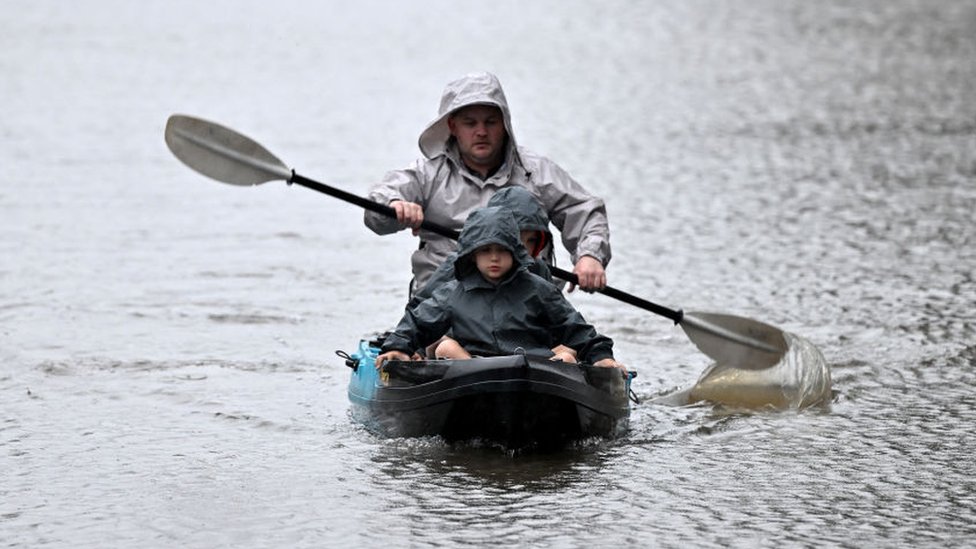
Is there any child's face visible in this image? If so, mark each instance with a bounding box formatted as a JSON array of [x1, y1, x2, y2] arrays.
[[474, 243, 514, 283], [520, 230, 541, 257]]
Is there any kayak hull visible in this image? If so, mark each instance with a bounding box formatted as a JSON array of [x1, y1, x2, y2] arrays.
[[345, 337, 632, 450]]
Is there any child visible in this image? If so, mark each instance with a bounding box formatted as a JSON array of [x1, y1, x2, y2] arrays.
[[405, 186, 574, 360], [376, 206, 624, 371], [406, 186, 553, 309]]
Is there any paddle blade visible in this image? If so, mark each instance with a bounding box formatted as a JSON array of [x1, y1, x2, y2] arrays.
[[680, 312, 788, 369], [164, 114, 292, 186]]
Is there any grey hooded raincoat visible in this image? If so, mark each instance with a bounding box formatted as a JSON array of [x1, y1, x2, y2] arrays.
[[364, 72, 611, 289], [381, 206, 615, 364]]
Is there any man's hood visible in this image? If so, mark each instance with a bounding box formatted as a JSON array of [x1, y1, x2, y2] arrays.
[[418, 72, 518, 160]]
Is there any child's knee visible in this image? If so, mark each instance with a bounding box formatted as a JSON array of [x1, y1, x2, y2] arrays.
[[434, 338, 471, 360], [551, 345, 578, 363], [551, 350, 578, 363]]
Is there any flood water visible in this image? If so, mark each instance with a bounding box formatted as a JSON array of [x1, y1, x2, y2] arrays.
[[3, 1, 976, 546]]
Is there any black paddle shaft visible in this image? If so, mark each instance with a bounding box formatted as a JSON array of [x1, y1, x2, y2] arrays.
[[288, 171, 684, 324], [289, 172, 460, 239], [549, 266, 683, 324]]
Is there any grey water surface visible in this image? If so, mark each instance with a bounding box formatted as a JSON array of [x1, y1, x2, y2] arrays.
[[3, 1, 975, 547]]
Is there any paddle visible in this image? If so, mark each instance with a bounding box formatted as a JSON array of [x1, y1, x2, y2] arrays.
[[164, 114, 788, 369]]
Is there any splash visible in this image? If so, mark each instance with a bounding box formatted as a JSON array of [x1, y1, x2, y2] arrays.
[[687, 332, 832, 410]]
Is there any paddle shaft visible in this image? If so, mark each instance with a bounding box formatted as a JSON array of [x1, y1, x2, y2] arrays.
[[288, 172, 683, 324], [550, 266, 682, 323], [289, 172, 460, 239]]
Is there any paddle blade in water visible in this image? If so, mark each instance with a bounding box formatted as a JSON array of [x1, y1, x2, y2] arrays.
[[164, 114, 292, 186], [688, 332, 831, 409], [680, 312, 788, 369]]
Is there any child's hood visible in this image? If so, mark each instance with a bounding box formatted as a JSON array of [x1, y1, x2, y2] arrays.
[[453, 206, 534, 280], [486, 186, 552, 242]]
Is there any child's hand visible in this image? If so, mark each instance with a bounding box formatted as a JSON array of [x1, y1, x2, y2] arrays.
[[376, 350, 410, 369], [594, 358, 628, 375]]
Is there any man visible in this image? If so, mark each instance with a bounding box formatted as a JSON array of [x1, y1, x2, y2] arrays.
[[364, 71, 611, 294]]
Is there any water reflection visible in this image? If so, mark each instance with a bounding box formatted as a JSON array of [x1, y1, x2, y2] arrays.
[[368, 437, 611, 487], [358, 438, 635, 546]]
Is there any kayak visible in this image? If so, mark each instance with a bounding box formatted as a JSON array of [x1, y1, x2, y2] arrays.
[[341, 335, 635, 450]]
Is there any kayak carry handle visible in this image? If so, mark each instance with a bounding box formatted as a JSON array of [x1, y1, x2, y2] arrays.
[[336, 350, 359, 371]]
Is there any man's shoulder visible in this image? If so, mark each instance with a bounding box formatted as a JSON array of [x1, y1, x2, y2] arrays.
[[407, 153, 454, 171], [515, 146, 554, 166], [514, 147, 569, 178]]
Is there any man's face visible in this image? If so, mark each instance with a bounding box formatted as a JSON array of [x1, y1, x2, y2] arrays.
[[448, 105, 506, 175]]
